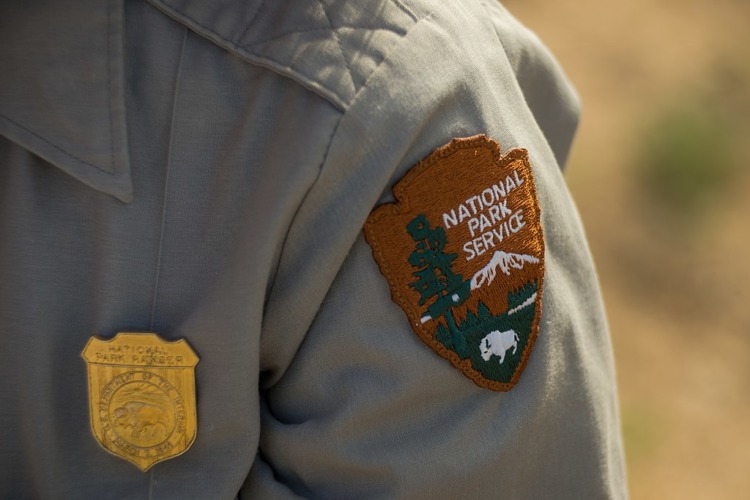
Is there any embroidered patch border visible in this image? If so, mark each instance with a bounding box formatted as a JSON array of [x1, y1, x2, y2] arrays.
[[364, 135, 545, 391]]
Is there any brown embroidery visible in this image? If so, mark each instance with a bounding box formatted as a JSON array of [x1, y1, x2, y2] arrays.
[[364, 135, 544, 391]]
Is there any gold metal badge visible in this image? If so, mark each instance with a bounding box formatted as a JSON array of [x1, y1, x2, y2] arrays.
[[81, 332, 199, 471]]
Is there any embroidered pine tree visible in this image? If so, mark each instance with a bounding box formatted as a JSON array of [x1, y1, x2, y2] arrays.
[[463, 310, 479, 328], [406, 214, 471, 355], [476, 300, 493, 321]]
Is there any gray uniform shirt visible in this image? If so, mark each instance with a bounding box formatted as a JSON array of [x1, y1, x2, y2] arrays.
[[0, 0, 627, 498]]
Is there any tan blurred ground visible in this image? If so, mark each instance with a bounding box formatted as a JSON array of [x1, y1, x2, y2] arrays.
[[504, 1, 750, 498]]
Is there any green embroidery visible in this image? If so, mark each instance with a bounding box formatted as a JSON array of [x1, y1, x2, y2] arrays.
[[457, 281, 537, 382], [407, 215, 471, 355], [407, 214, 537, 384]]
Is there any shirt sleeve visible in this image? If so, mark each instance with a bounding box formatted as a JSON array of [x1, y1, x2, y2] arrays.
[[243, 2, 627, 498]]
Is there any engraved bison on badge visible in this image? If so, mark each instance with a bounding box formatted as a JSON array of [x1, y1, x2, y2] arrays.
[[479, 329, 519, 365], [113, 401, 171, 441]]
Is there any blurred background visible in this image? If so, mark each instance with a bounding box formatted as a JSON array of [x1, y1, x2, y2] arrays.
[[504, 0, 750, 498]]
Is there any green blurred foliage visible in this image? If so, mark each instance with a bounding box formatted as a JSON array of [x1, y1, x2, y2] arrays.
[[636, 102, 735, 214], [635, 51, 749, 219]]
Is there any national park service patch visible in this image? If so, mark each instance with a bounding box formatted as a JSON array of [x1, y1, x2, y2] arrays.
[[364, 135, 545, 391]]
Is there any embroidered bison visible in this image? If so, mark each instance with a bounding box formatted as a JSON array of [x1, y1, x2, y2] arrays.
[[479, 329, 519, 365], [113, 401, 171, 441]]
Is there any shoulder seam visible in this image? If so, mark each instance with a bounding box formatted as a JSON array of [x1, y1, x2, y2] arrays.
[[147, 0, 422, 111]]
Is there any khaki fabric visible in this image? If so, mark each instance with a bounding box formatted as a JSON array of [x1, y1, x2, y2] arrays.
[[0, 0, 627, 498]]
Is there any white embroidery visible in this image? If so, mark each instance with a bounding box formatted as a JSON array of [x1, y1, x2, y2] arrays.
[[442, 170, 526, 229], [508, 292, 537, 316], [461, 210, 527, 261], [479, 330, 519, 365], [470, 250, 539, 290]]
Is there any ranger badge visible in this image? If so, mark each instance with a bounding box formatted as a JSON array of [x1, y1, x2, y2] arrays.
[[364, 135, 545, 391], [81, 332, 199, 470]]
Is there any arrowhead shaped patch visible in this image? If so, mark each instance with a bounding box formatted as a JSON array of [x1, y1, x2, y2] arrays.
[[364, 135, 545, 391]]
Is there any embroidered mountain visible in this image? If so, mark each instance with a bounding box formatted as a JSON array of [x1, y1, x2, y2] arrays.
[[470, 250, 540, 290]]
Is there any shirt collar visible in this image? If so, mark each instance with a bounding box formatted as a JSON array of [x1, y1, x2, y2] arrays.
[[0, 0, 133, 202]]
